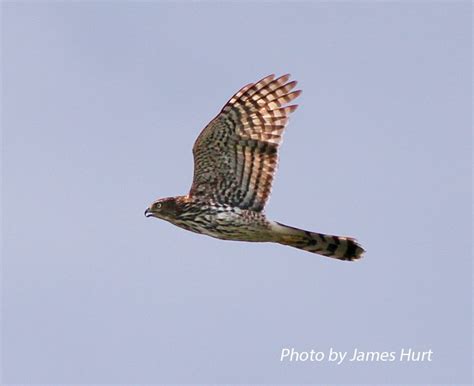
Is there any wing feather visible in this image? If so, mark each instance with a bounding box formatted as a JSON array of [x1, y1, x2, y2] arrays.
[[190, 74, 301, 211]]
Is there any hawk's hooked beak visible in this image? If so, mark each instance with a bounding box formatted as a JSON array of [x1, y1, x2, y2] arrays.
[[144, 208, 153, 217]]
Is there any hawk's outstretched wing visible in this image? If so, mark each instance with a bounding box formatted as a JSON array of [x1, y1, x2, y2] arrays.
[[189, 74, 301, 211]]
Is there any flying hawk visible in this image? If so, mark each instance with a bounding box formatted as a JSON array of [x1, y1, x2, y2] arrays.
[[145, 74, 364, 260]]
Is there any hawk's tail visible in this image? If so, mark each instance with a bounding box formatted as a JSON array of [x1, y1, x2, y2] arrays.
[[273, 222, 364, 261]]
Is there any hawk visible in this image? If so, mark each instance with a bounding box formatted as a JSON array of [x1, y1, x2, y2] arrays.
[[145, 74, 364, 261]]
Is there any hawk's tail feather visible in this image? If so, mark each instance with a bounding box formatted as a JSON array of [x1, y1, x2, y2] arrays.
[[274, 222, 364, 261]]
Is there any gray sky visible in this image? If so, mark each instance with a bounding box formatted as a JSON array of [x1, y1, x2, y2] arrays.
[[2, 1, 472, 385]]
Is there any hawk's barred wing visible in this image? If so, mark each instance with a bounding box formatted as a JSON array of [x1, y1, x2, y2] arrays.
[[189, 74, 301, 211]]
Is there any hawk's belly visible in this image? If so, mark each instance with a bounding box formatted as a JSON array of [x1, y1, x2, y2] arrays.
[[172, 207, 274, 242]]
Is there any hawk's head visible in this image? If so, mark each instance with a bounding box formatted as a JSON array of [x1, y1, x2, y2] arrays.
[[144, 197, 180, 220]]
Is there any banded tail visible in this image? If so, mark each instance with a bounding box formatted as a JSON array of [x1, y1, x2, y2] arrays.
[[274, 222, 364, 261]]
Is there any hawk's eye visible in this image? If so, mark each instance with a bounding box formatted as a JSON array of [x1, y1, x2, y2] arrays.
[[155, 203, 162, 209]]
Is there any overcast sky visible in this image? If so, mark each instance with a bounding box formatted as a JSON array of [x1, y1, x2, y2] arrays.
[[2, 2, 472, 385]]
